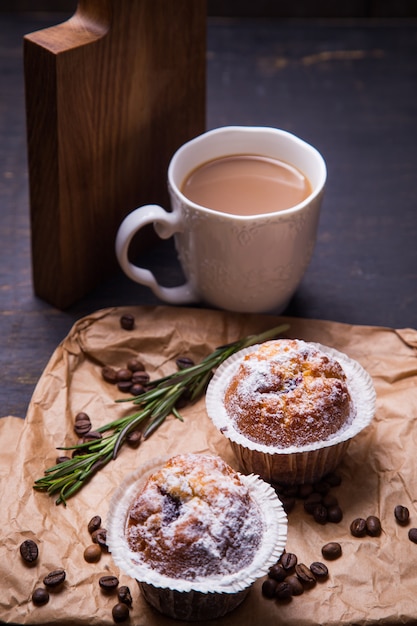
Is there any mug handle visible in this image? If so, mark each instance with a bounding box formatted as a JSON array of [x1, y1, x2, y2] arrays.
[[115, 205, 198, 304]]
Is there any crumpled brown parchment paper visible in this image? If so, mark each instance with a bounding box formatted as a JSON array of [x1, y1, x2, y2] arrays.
[[1, 305, 417, 626]]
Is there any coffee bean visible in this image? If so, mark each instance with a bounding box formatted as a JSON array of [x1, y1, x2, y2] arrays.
[[82, 430, 102, 442], [130, 383, 146, 397], [394, 505, 410, 526], [131, 371, 150, 385], [350, 517, 367, 537], [84, 544, 102, 563], [120, 314, 135, 330], [32, 587, 49, 606], [321, 542, 342, 560], [43, 568, 66, 588], [304, 492, 322, 514], [88, 515, 102, 534], [366, 515, 382, 537], [56, 455, 71, 464], [74, 412, 91, 436], [116, 368, 132, 382], [275, 581, 293, 601], [297, 483, 314, 499], [101, 366, 118, 384], [280, 552, 298, 571], [313, 504, 328, 525], [176, 356, 195, 370], [295, 563, 316, 586], [118, 585, 133, 607], [285, 574, 304, 596], [117, 381, 133, 393], [99, 575, 119, 592], [19, 539, 39, 564], [127, 358, 145, 372], [268, 563, 286, 582], [92, 528, 108, 550], [327, 505, 343, 523], [112, 602, 130, 622], [322, 494, 338, 508], [408, 528, 417, 544], [310, 561, 329, 580], [126, 429, 142, 447], [262, 578, 278, 598]]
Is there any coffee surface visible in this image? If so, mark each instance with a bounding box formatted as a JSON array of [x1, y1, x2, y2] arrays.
[[181, 154, 311, 215]]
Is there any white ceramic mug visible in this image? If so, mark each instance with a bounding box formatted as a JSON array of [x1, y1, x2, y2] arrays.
[[115, 126, 326, 314]]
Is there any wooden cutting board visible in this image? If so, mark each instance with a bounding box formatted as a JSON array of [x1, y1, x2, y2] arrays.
[[24, 0, 206, 309]]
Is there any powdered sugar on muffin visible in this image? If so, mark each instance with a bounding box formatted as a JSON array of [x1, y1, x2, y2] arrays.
[[224, 339, 353, 448], [126, 454, 263, 580]]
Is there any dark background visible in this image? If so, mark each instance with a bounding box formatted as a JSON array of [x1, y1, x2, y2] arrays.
[[1, 3, 416, 417]]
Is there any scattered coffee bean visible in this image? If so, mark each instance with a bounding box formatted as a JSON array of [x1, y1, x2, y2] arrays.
[[366, 515, 382, 537], [280, 552, 298, 571], [295, 563, 316, 587], [310, 561, 329, 580], [74, 412, 92, 436], [327, 505, 343, 523], [304, 492, 323, 514], [112, 601, 130, 623], [19, 539, 39, 564], [322, 494, 338, 508], [82, 430, 103, 442], [120, 314, 135, 330], [262, 577, 278, 598], [116, 368, 132, 382], [350, 517, 367, 537], [130, 383, 146, 397], [314, 481, 330, 495], [32, 587, 49, 606], [268, 563, 287, 582], [127, 358, 145, 372], [56, 455, 71, 464], [88, 515, 102, 534], [313, 504, 328, 525], [131, 371, 150, 385], [117, 380, 133, 393], [101, 365, 118, 384], [321, 542, 342, 560], [118, 585, 133, 607], [296, 483, 313, 499], [43, 568, 66, 588], [394, 505, 410, 526], [408, 528, 417, 544], [84, 544, 102, 563], [126, 429, 142, 447], [176, 356, 195, 370], [99, 575, 119, 592], [285, 574, 304, 596], [275, 581, 293, 601], [92, 528, 108, 550]]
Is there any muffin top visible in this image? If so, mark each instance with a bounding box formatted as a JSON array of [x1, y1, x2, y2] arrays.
[[223, 339, 352, 448], [126, 453, 263, 580]]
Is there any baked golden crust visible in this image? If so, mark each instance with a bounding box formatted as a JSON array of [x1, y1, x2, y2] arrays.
[[224, 339, 351, 448], [126, 454, 262, 580]]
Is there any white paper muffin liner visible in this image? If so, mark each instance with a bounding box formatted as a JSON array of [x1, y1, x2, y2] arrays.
[[206, 341, 376, 485], [106, 455, 287, 610]]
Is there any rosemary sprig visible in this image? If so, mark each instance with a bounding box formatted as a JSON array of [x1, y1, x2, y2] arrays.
[[33, 323, 289, 505]]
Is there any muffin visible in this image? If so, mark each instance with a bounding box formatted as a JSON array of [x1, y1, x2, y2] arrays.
[[107, 453, 287, 621], [206, 339, 376, 485]]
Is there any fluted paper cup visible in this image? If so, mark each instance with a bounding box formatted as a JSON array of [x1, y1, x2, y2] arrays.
[[206, 342, 376, 486], [107, 455, 287, 621]]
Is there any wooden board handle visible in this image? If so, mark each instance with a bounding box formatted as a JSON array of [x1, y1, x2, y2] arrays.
[[24, 0, 206, 309]]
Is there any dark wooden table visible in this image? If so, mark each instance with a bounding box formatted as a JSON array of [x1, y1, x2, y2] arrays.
[[1, 12, 417, 419]]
